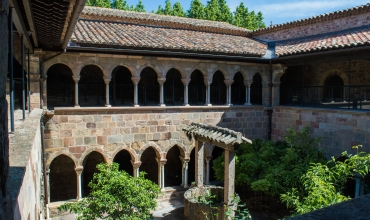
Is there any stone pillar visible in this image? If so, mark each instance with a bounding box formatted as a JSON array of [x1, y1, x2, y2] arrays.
[[224, 150, 235, 205], [180, 157, 190, 188], [46, 168, 51, 204], [195, 140, 204, 187], [184, 160, 189, 188], [181, 79, 190, 106], [73, 77, 80, 107], [244, 81, 251, 105], [205, 156, 212, 185], [104, 78, 111, 107], [272, 82, 280, 106], [131, 161, 141, 177], [158, 78, 166, 107], [224, 80, 234, 106], [131, 77, 140, 107], [156, 158, 166, 190], [75, 166, 83, 200], [28, 49, 42, 110], [204, 81, 212, 106]]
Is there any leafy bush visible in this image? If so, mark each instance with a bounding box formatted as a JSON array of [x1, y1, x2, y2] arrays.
[[59, 162, 160, 220], [212, 127, 326, 196], [281, 146, 370, 216]]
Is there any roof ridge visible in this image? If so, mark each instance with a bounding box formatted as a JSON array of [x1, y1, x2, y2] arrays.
[[252, 3, 370, 35], [81, 6, 251, 37]]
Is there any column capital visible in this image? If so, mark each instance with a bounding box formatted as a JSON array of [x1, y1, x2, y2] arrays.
[[73, 77, 80, 82], [104, 77, 111, 84], [205, 156, 212, 163], [244, 80, 252, 87], [204, 80, 212, 86], [181, 78, 191, 85], [130, 160, 142, 168], [156, 158, 167, 165], [157, 78, 166, 85], [179, 156, 190, 163], [131, 77, 141, 85], [224, 80, 234, 86], [75, 166, 83, 174]]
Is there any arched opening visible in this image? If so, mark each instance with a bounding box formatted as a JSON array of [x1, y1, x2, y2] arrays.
[[188, 149, 195, 185], [164, 69, 183, 106], [49, 155, 76, 202], [231, 72, 246, 105], [210, 71, 226, 105], [113, 150, 133, 176], [251, 73, 262, 105], [79, 65, 105, 107], [139, 67, 159, 106], [324, 75, 344, 102], [110, 66, 134, 106], [188, 70, 206, 105], [209, 147, 224, 182], [82, 152, 105, 197], [164, 146, 183, 186], [46, 64, 74, 109], [280, 67, 303, 105], [140, 147, 159, 184]]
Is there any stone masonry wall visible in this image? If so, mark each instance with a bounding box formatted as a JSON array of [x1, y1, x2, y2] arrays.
[[254, 12, 370, 41], [45, 106, 268, 166], [7, 109, 44, 220], [272, 106, 370, 158], [0, 0, 12, 219]]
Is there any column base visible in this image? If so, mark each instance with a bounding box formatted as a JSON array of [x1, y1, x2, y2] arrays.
[[226, 103, 233, 106], [244, 103, 251, 106], [159, 104, 166, 107], [183, 184, 189, 188], [74, 105, 80, 108], [205, 103, 212, 106], [183, 104, 190, 106], [105, 104, 111, 107], [133, 104, 140, 107]]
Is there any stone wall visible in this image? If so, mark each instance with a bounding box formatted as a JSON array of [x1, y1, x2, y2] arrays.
[[0, 0, 12, 219], [44, 106, 268, 166], [253, 12, 370, 41], [7, 109, 44, 220], [272, 106, 370, 158]]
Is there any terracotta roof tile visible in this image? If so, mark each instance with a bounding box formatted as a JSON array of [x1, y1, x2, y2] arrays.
[[276, 26, 370, 56], [71, 19, 267, 56]]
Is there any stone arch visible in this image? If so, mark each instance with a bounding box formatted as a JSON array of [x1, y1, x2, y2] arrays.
[[79, 64, 106, 107], [139, 67, 160, 106], [110, 65, 134, 106], [164, 68, 184, 106], [140, 146, 161, 184], [211, 70, 227, 105], [110, 145, 138, 163], [46, 63, 75, 109], [165, 142, 186, 158], [110, 64, 135, 77], [49, 154, 77, 202], [189, 69, 206, 105], [235, 70, 250, 83], [137, 65, 161, 78], [189, 68, 207, 79], [231, 72, 246, 105], [78, 147, 106, 166], [164, 145, 183, 186], [165, 67, 186, 79], [213, 69, 229, 80], [140, 142, 162, 159], [47, 152, 77, 168], [82, 151, 106, 197], [78, 63, 107, 78], [44, 61, 74, 77], [319, 69, 349, 86], [251, 73, 263, 105], [113, 149, 134, 176]]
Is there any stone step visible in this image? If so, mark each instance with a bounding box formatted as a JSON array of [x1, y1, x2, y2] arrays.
[[157, 186, 188, 202]]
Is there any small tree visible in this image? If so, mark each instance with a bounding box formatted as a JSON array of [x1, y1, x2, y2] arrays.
[[59, 163, 160, 220], [187, 0, 205, 19]]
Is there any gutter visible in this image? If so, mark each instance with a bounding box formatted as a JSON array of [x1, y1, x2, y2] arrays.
[[61, 0, 87, 49]]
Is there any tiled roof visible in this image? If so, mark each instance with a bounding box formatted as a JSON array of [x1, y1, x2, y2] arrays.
[[81, 6, 250, 36], [252, 3, 370, 36], [275, 26, 370, 56], [71, 7, 267, 56]]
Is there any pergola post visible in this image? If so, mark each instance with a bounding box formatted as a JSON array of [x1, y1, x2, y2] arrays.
[[224, 149, 235, 205], [195, 140, 204, 187]]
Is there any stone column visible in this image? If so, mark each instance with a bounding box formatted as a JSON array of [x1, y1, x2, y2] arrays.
[[181, 79, 190, 106], [46, 168, 51, 204], [224, 150, 235, 205], [73, 77, 80, 107], [158, 78, 166, 107], [224, 80, 234, 106], [131, 161, 141, 177], [195, 140, 204, 187], [184, 160, 189, 188], [244, 81, 251, 105], [180, 157, 190, 188], [205, 156, 212, 185], [204, 80, 212, 106], [156, 158, 166, 190], [131, 77, 140, 107], [104, 78, 111, 107], [75, 166, 83, 200]]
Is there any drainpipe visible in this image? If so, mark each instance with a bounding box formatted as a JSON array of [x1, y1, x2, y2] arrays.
[[28, 49, 31, 113], [8, 7, 14, 132], [21, 34, 25, 119]]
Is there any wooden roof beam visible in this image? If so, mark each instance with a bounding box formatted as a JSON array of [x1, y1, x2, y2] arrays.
[[10, 0, 33, 53], [22, 0, 38, 47]]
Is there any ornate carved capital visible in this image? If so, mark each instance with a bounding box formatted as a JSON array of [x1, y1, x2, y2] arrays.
[[75, 166, 83, 175]]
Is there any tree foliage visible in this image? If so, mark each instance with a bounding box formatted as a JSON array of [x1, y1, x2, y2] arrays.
[[156, 0, 186, 17], [86, 0, 112, 8], [134, 0, 146, 12], [187, 0, 205, 19], [113, 0, 129, 10], [281, 146, 370, 216], [213, 127, 326, 196], [58, 163, 160, 220], [233, 2, 265, 30]]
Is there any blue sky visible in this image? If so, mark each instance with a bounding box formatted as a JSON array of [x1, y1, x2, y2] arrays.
[[125, 0, 370, 25]]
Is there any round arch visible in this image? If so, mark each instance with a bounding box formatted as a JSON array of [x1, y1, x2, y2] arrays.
[[210, 71, 227, 105], [110, 66, 134, 106], [188, 69, 206, 105], [46, 63, 74, 109], [82, 151, 105, 197], [324, 74, 344, 102], [50, 154, 77, 202], [164, 145, 183, 186], [140, 147, 159, 184], [47, 152, 77, 168], [139, 67, 159, 106], [164, 68, 183, 106], [79, 65, 105, 107], [251, 73, 263, 105], [113, 150, 134, 176], [231, 72, 246, 105]]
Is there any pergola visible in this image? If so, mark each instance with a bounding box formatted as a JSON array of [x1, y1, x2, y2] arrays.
[[183, 123, 252, 205]]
